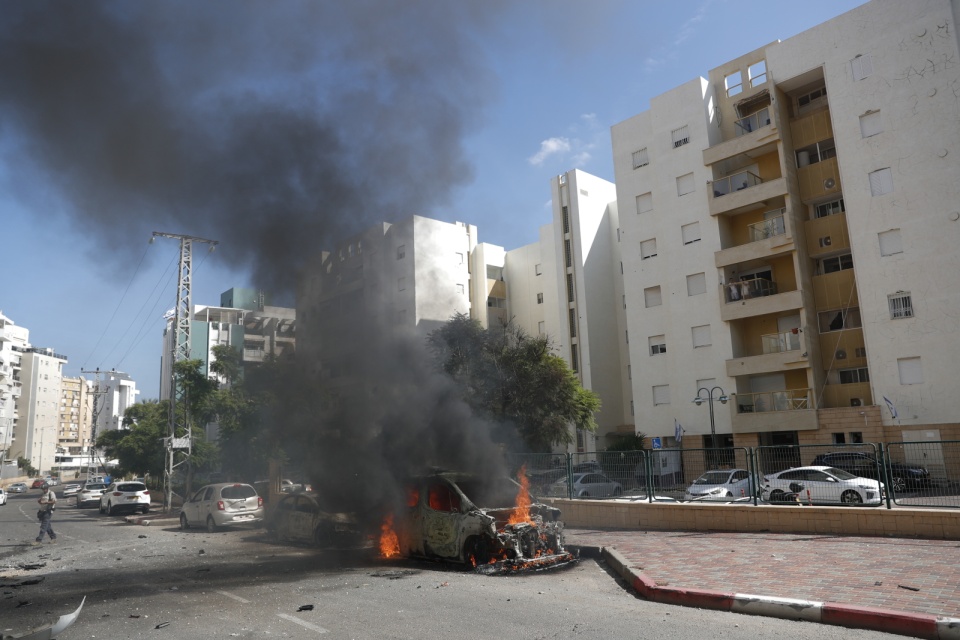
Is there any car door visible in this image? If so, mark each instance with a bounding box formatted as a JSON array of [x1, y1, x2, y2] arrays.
[[729, 470, 750, 497], [801, 469, 838, 503], [420, 480, 463, 559], [184, 487, 211, 525]]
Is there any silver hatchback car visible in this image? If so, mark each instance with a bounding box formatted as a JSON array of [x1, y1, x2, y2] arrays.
[[179, 483, 264, 532]]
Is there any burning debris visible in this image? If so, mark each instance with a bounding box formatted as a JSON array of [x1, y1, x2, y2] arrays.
[[378, 466, 577, 574]]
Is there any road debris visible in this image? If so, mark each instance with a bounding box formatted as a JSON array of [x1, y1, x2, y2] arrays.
[[297, 605, 314, 612], [2, 596, 85, 640], [155, 622, 170, 629], [898, 584, 921, 592]]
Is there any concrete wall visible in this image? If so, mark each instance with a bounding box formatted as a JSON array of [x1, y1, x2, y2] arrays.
[[547, 498, 960, 539]]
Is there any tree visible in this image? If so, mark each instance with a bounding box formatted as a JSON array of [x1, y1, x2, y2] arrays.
[[17, 456, 36, 477], [428, 313, 600, 452]]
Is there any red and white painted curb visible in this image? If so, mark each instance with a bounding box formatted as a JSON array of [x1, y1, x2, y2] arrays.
[[602, 547, 960, 640]]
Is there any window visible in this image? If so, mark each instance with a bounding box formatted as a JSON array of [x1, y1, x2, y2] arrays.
[[820, 253, 853, 274], [562, 206, 570, 233], [815, 198, 845, 219], [869, 168, 893, 196], [653, 384, 671, 406], [649, 335, 666, 356], [644, 286, 662, 308], [692, 324, 711, 348], [676, 173, 695, 196], [818, 307, 863, 332], [566, 273, 574, 302], [859, 110, 882, 138], [456, 252, 464, 265], [888, 292, 913, 319], [879, 229, 903, 256], [851, 54, 874, 81], [898, 357, 923, 384], [681, 222, 701, 245], [797, 86, 827, 110], [535, 263, 542, 275], [568, 308, 577, 337], [839, 368, 870, 384], [536, 292, 544, 304], [641, 238, 657, 259], [564, 239, 572, 268], [725, 70, 742, 97], [456, 283, 465, 295], [398, 277, 406, 291], [636, 192, 653, 214], [748, 60, 767, 87], [686, 272, 706, 296], [671, 125, 690, 148], [855, 347, 867, 358], [538, 321, 545, 336], [632, 147, 649, 169], [397, 245, 406, 260], [570, 345, 579, 372]]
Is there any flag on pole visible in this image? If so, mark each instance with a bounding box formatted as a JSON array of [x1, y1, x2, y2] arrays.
[[674, 419, 683, 444], [883, 395, 899, 420]]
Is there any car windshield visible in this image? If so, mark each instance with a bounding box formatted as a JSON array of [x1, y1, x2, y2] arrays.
[[84, 483, 106, 490], [693, 472, 732, 485], [454, 477, 522, 509], [117, 483, 146, 492], [826, 467, 858, 480], [221, 485, 256, 499]]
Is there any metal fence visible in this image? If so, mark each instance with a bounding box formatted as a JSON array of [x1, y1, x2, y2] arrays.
[[508, 441, 960, 509]]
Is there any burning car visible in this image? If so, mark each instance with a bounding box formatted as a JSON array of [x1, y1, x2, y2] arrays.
[[380, 468, 576, 573]]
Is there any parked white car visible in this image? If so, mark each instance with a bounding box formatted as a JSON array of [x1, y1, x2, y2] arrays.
[[0, 487, 7, 506], [179, 483, 264, 532], [99, 481, 151, 515], [549, 472, 622, 498], [7, 482, 28, 494], [761, 466, 884, 505], [685, 469, 757, 501], [76, 482, 108, 508]]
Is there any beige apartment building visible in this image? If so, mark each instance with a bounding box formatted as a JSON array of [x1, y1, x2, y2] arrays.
[[611, 0, 960, 451]]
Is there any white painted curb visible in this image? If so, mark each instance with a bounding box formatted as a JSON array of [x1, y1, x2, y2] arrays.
[[731, 593, 823, 622]]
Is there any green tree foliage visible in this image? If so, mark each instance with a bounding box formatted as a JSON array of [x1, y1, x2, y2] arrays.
[[17, 456, 36, 477], [428, 313, 600, 452], [604, 433, 647, 452]]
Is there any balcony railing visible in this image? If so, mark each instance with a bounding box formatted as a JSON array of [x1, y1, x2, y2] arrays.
[[712, 170, 762, 198], [734, 107, 771, 137], [747, 210, 785, 242], [761, 330, 801, 354], [724, 276, 778, 303], [736, 388, 811, 413]]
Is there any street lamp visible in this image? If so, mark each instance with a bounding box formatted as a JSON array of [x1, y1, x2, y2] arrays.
[[692, 386, 728, 448]]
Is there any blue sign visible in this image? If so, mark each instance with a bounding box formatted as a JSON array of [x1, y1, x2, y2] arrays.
[[651, 437, 662, 450]]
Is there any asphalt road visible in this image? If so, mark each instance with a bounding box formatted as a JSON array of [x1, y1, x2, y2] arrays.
[[0, 490, 912, 640]]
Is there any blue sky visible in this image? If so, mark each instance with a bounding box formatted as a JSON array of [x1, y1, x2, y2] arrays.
[[1, 0, 865, 400]]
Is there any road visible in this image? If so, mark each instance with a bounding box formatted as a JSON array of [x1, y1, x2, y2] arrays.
[[0, 490, 912, 639]]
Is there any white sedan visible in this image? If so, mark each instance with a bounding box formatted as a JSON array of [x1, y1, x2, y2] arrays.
[[0, 488, 6, 506], [685, 469, 757, 501], [549, 472, 622, 498], [761, 466, 884, 505]]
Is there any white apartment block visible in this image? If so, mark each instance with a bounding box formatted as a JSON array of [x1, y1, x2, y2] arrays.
[[95, 371, 140, 434], [11, 347, 67, 474], [611, 0, 960, 451], [0, 312, 28, 467]]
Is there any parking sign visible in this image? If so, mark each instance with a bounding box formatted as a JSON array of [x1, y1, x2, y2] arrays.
[[651, 437, 662, 450]]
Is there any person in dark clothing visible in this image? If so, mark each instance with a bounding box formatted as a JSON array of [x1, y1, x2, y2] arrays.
[[34, 482, 58, 545]]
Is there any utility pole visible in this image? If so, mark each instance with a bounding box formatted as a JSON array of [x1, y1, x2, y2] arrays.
[[80, 368, 110, 482], [151, 232, 218, 512]]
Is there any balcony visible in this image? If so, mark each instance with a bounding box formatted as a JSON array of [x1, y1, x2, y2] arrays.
[[805, 211, 850, 257], [712, 170, 762, 198], [724, 276, 778, 303], [734, 107, 771, 137], [762, 330, 801, 354], [748, 211, 785, 242], [736, 388, 811, 413]]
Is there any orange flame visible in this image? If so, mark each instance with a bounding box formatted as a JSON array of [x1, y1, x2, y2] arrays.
[[379, 513, 400, 558], [507, 464, 532, 525]]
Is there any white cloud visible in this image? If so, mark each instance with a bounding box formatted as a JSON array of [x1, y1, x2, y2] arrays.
[[527, 137, 572, 166]]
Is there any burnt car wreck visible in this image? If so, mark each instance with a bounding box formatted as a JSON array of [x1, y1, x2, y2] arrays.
[[381, 470, 577, 574]]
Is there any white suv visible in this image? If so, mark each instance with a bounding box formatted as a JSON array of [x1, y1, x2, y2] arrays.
[[179, 483, 264, 532], [99, 481, 150, 515]]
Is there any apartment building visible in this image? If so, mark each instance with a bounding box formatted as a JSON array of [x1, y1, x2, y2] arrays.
[[58, 376, 94, 455], [0, 311, 28, 470], [10, 346, 67, 474], [611, 0, 960, 451], [95, 371, 140, 434]]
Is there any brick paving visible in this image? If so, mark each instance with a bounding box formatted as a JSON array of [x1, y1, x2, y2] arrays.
[[565, 528, 960, 618]]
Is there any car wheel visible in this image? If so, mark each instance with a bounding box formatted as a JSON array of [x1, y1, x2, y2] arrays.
[[206, 516, 217, 533], [180, 513, 189, 530], [769, 489, 786, 503], [141, 505, 150, 514], [314, 523, 332, 548], [891, 476, 906, 493], [106, 502, 114, 516], [99, 502, 105, 514], [76, 498, 81, 508], [463, 535, 490, 568], [841, 490, 863, 505], [725, 491, 733, 498], [579, 491, 590, 498]]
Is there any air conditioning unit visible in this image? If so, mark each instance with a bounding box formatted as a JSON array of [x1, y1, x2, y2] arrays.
[[819, 236, 832, 247], [836, 349, 847, 359], [850, 398, 863, 407], [824, 177, 837, 189]]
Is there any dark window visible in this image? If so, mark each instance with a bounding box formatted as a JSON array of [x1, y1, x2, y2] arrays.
[[221, 485, 257, 499]]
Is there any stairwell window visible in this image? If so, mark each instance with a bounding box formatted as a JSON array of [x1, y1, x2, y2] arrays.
[[633, 147, 649, 169], [888, 292, 913, 319], [869, 168, 893, 196], [536, 292, 543, 304], [396, 245, 406, 259], [671, 125, 690, 148], [641, 238, 657, 259]]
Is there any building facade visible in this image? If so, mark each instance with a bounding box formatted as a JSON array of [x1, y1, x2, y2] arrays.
[[10, 347, 67, 474], [58, 376, 94, 455], [0, 312, 28, 472], [610, 0, 960, 451]]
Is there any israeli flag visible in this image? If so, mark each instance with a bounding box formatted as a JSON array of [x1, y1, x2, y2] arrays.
[[883, 395, 899, 419], [674, 419, 683, 444]]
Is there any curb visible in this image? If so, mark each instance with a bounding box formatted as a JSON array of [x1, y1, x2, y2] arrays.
[[124, 512, 180, 526], [602, 547, 960, 640]]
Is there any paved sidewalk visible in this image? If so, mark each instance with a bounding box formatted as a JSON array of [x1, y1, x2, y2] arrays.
[[566, 528, 960, 637]]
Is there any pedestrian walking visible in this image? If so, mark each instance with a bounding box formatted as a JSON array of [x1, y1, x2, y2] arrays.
[[34, 482, 58, 545]]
